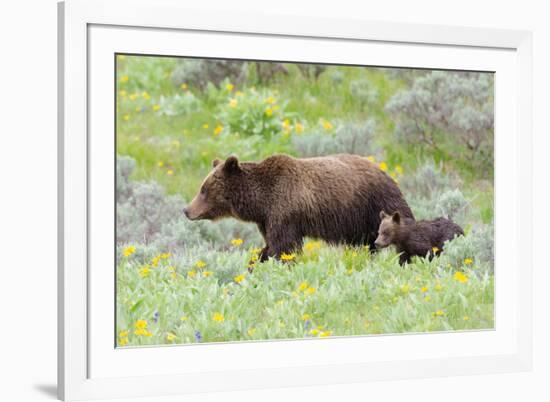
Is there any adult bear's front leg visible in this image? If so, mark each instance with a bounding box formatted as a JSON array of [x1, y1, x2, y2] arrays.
[[266, 223, 303, 261]]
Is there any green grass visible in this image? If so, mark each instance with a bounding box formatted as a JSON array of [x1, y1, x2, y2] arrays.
[[117, 243, 493, 346]]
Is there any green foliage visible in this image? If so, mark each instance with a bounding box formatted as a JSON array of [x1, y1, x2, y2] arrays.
[[216, 88, 299, 138], [117, 243, 493, 346]]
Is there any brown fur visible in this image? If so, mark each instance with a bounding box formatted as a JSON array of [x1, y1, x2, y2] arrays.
[[184, 154, 414, 262], [374, 211, 464, 265]]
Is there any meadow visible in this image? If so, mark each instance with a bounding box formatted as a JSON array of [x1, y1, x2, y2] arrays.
[[115, 56, 494, 346]]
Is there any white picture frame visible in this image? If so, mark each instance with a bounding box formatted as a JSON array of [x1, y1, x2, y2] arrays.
[[58, 0, 533, 400]]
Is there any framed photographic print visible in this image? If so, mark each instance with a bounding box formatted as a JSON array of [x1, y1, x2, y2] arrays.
[[58, 0, 533, 400]]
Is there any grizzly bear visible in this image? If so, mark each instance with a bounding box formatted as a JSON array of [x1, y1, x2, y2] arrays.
[[184, 154, 414, 263], [374, 210, 464, 265]]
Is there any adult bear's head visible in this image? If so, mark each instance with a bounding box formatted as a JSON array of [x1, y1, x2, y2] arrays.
[[183, 155, 243, 221]]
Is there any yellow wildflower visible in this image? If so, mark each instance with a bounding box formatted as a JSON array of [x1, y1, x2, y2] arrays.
[[180, 315, 188, 321], [151, 255, 161, 267], [141, 91, 151, 100], [119, 75, 129, 83], [117, 55, 126, 61], [122, 114, 130, 121], [463, 315, 470, 321], [166, 332, 177, 342], [280, 253, 295, 261], [295, 122, 304, 133], [251, 247, 262, 255], [305, 287, 316, 296], [420, 286, 429, 293], [122, 245, 136, 257], [304, 241, 321, 252], [166, 169, 174, 176], [247, 327, 256, 336], [264, 96, 276, 104], [212, 312, 224, 322], [139, 265, 151, 278], [302, 313, 311, 321], [434, 282, 443, 291], [234, 274, 246, 284], [395, 165, 404, 175], [321, 120, 333, 130], [134, 328, 152, 337], [202, 123, 209, 129], [400, 283, 410, 294], [226, 83, 234, 91], [187, 270, 197, 279], [434, 310, 445, 317], [119, 330, 129, 338], [213, 124, 223, 136], [160, 253, 171, 259], [119, 90, 127, 97], [202, 271, 213, 278], [366, 155, 376, 163], [118, 337, 128, 346], [282, 119, 291, 132], [152, 104, 161, 112], [229, 98, 238, 108], [297, 282, 308, 291], [424, 295, 431, 302], [319, 330, 332, 338], [464, 258, 474, 265], [264, 107, 273, 117], [378, 162, 388, 172], [453, 271, 469, 283], [309, 328, 320, 336], [134, 320, 148, 330], [235, 90, 244, 97], [180, 83, 188, 90], [231, 238, 244, 247], [129, 93, 138, 101], [432, 246, 439, 253], [195, 260, 206, 269]]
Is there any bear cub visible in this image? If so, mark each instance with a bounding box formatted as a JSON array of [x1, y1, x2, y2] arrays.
[[374, 210, 464, 265]]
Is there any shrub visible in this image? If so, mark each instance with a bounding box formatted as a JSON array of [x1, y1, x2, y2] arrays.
[[157, 92, 201, 116], [292, 120, 377, 157], [116, 155, 136, 203], [349, 79, 379, 108], [216, 88, 299, 138], [385, 71, 494, 167], [441, 223, 494, 270], [253, 62, 289, 84], [296, 64, 326, 81], [400, 162, 468, 225], [400, 161, 459, 199], [116, 156, 264, 251], [171, 59, 248, 90]]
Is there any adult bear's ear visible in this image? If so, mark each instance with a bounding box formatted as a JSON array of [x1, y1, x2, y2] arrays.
[[212, 159, 222, 168], [392, 212, 401, 224], [223, 155, 241, 174], [379, 210, 387, 220]]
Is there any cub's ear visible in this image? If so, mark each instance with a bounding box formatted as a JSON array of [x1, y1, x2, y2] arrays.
[[223, 155, 241, 174], [379, 210, 388, 220], [392, 212, 401, 224], [212, 159, 222, 168]]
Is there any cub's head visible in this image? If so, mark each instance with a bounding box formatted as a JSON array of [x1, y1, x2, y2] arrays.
[[374, 210, 401, 249], [183, 155, 242, 221]]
